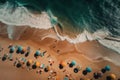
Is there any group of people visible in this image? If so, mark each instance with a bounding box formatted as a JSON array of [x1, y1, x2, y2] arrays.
[[0, 43, 120, 80]]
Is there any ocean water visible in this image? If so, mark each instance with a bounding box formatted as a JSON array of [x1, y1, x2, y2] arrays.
[[0, 0, 120, 53]]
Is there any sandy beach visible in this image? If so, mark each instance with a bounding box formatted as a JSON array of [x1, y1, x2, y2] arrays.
[[0, 27, 120, 80]]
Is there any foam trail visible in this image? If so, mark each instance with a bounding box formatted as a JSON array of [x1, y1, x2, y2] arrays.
[[54, 26, 110, 43], [99, 38, 120, 53], [7, 25, 14, 39], [0, 2, 52, 29]]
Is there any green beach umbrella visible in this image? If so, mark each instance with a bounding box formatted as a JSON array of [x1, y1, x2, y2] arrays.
[[35, 50, 40, 56], [105, 65, 111, 71], [10, 46, 15, 51], [18, 46, 23, 51], [86, 67, 92, 73], [64, 77, 69, 80], [71, 60, 76, 66]]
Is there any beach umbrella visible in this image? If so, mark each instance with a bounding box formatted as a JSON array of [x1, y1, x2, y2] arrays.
[[71, 60, 76, 65], [16, 62, 22, 68], [36, 62, 40, 67], [44, 66, 50, 72], [10, 46, 15, 53], [18, 46, 22, 51], [69, 60, 76, 67], [17, 46, 23, 53], [59, 61, 67, 69], [74, 68, 79, 73], [60, 61, 67, 67], [26, 59, 32, 66], [2, 54, 8, 61], [101, 68, 106, 73], [64, 77, 69, 80], [82, 70, 88, 75], [86, 67, 92, 73], [21, 47, 26, 54], [35, 50, 40, 56], [28, 59, 32, 64], [105, 65, 111, 71], [32, 62, 40, 69], [109, 74, 116, 79]]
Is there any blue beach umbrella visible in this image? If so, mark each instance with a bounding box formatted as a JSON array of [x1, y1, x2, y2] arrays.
[[35, 50, 40, 56], [86, 67, 92, 73], [105, 65, 111, 71], [10, 46, 15, 51], [64, 77, 69, 80], [18, 46, 23, 51], [71, 60, 76, 66]]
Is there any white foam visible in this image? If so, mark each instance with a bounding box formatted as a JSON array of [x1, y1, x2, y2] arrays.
[[54, 26, 110, 43], [0, 2, 52, 29], [98, 38, 120, 54]]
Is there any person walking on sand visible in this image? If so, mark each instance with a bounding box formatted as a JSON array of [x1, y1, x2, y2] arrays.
[[48, 58, 54, 66]]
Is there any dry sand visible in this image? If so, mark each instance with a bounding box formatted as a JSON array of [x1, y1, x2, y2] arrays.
[[0, 27, 120, 80]]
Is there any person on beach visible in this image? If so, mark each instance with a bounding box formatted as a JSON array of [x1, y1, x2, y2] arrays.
[[48, 69, 57, 80], [8, 43, 13, 48], [36, 69, 44, 74], [48, 58, 54, 66], [25, 46, 31, 57]]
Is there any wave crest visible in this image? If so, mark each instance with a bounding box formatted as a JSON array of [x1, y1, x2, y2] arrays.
[[0, 2, 52, 29]]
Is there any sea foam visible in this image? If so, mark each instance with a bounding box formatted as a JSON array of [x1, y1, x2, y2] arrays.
[[0, 2, 52, 29], [0, 2, 120, 55]]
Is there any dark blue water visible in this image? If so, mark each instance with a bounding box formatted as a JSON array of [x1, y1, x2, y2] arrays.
[[0, 0, 120, 36]]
